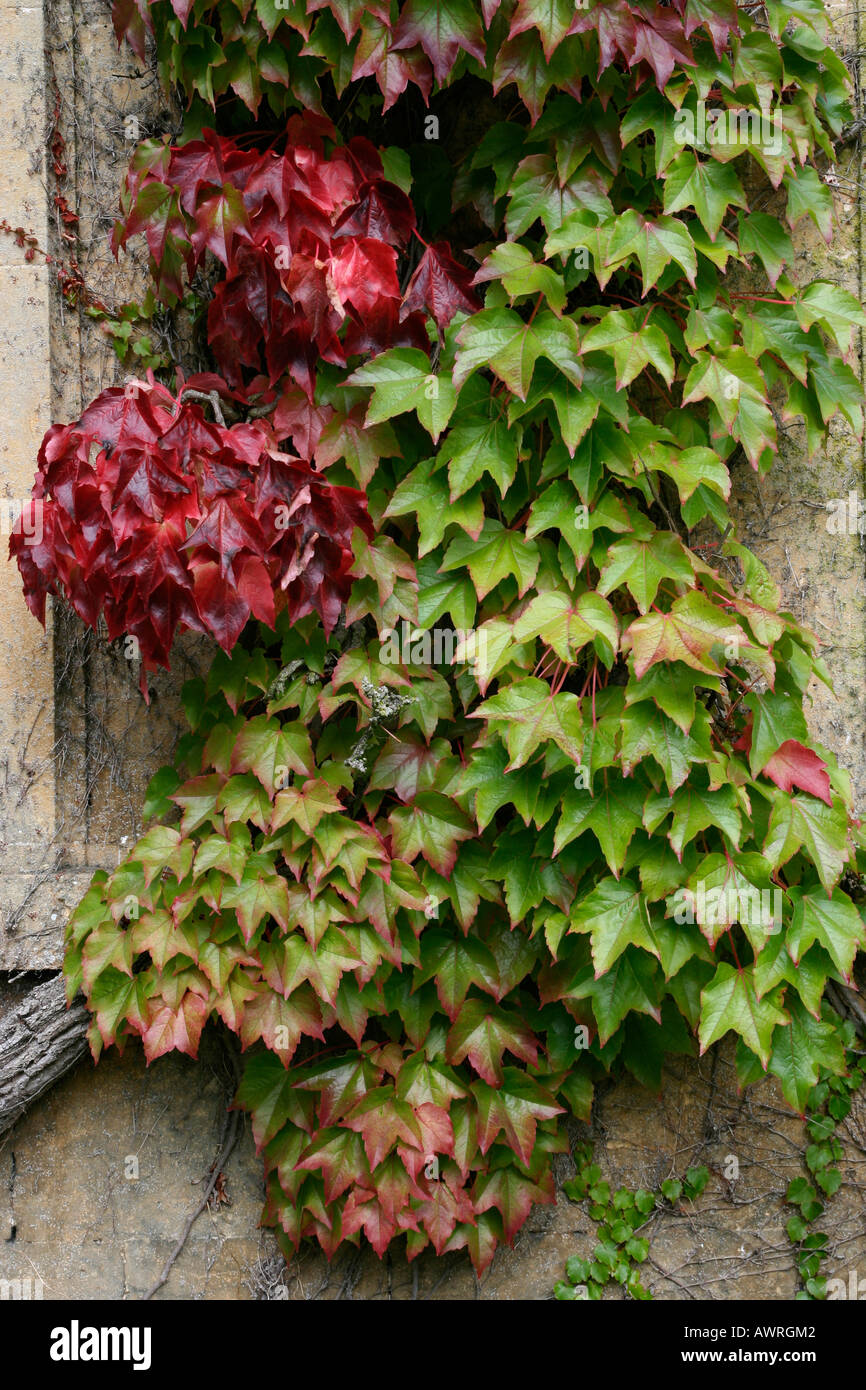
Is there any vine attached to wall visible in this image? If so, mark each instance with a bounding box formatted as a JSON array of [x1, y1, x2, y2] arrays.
[[11, 0, 866, 1282], [555, 1143, 710, 1301]]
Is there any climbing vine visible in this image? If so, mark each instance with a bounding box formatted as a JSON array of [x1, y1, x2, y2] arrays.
[[12, 0, 866, 1279], [783, 1023, 866, 1299], [555, 1144, 710, 1300]]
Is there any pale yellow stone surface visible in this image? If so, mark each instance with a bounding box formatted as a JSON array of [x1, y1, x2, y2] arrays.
[[0, 0, 56, 945], [0, 1035, 268, 1300]]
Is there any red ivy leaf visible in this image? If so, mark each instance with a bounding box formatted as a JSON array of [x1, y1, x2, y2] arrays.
[[391, 0, 487, 86], [763, 740, 833, 806], [334, 178, 417, 251], [401, 241, 481, 333]]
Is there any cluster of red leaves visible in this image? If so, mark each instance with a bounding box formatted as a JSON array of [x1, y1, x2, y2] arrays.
[[11, 376, 371, 677], [15, 120, 478, 676], [111, 117, 478, 394], [568, 0, 737, 83]]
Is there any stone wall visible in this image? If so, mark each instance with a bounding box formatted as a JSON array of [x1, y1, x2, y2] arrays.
[[0, 0, 865, 1300]]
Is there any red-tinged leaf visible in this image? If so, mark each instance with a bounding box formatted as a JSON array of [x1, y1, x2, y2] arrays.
[[214, 774, 272, 832], [164, 133, 227, 214], [100, 443, 194, 534], [343, 1088, 423, 1168], [471, 678, 583, 770], [170, 773, 224, 835], [329, 236, 401, 322], [295, 1127, 372, 1204], [189, 560, 252, 653], [446, 999, 539, 1085], [444, 1209, 501, 1275], [240, 983, 327, 1063], [89, 974, 150, 1051], [683, 0, 739, 55], [236, 552, 276, 628], [369, 1151, 424, 1222], [284, 883, 352, 950], [73, 382, 175, 446], [263, 1128, 308, 1204], [116, 515, 188, 596], [355, 866, 428, 950], [197, 937, 258, 995], [314, 406, 400, 489], [568, 0, 636, 70], [352, 18, 433, 111], [230, 715, 316, 795], [168, 0, 194, 28], [121, 184, 188, 271], [295, 1055, 383, 1127], [141, 989, 209, 1062], [415, 929, 500, 1019], [401, 242, 480, 333], [340, 1192, 399, 1257], [624, 593, 739, 681], [473, 1164, 555, 1243], [270, 778, 343, 834], [350, 529, 416, 607], [762, 740, 833, 806], [285, 252, 343, 341], [81, 921, 135, 992], [414, 1172, 475, 1253], [391, 0, 486, 86], [414, 1101, 455, 1158], [188, 185, 251, 267], [112, 0, 149, 58], [263, 928, 359, 1008], [271, 385, 333, 456], [236, 1049, 316, 1148], [472, 1071, 563, 1166], [220, 864, 291, 941], [492, 32, 582, 122], [631, 9, 696, 90], [312, 817, 388, 886], [508, 0, 576, 60], [305, 0, 390, 43], [368, 732, 448, 804], [183, 495, 267, 581], [437, 1102, 477, 1178], [212, 969, 261, 1034], [365, 1041, 408, 1081], [307, 1206, 356, 1261], [388, 791, 475, 877], [130, 909, 186, 974]]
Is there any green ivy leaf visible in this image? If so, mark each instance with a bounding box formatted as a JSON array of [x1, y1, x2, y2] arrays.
[[699, 964, 787, 1067]]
